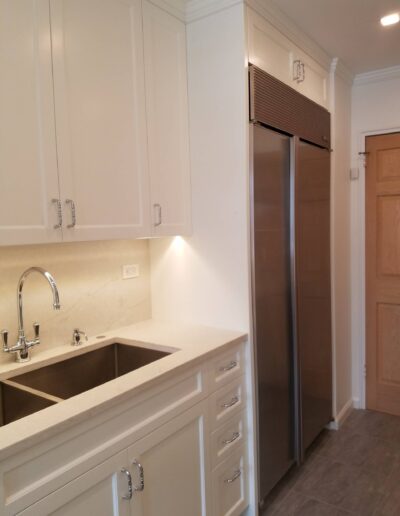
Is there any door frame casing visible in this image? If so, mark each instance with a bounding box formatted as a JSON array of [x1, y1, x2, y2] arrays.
[[352, 126, 400, 410]]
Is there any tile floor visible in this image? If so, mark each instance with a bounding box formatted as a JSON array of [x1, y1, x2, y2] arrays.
[[261, 409, 400, 516]]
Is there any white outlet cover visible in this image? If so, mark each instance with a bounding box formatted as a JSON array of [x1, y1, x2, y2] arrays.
[[122, 264, 139, 279]]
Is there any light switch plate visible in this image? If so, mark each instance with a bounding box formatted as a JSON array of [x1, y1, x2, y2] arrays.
[[122, 264, 139, 279]]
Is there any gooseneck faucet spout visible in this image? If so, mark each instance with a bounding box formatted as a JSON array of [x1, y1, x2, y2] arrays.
[[1, 267, 61, 362]]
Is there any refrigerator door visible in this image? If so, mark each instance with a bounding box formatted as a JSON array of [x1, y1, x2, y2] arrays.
[[295, 139, 332, 451], [252, 124, 295, 501]]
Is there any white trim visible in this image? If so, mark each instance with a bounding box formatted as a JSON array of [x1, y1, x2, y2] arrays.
[[330, 58, 354, 86], [327, 398, 353, 430], [186, 0, 241, 22], [354, 64, 400, 86], [353, 126, 400, 411]]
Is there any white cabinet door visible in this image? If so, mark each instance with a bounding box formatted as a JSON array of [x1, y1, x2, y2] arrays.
[[50, 0, 150, 242], [0, 0, 61, 246], [143, 0, 191, 236], [17, 451, 130, 516], [293, 48, 329, 109], [248, 8, 293, 87], [127, 402, 209, 516]]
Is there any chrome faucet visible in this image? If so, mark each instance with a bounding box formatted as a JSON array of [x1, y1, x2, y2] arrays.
[[1, 267, 61, 362]]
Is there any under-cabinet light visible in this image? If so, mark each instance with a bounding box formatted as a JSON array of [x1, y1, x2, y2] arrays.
[[380, 13, 400, 26]]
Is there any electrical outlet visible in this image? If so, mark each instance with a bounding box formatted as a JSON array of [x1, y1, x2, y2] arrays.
[[122, 264, 139, 279]]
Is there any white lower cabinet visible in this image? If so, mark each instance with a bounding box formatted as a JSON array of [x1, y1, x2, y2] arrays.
[[17, 451, 129, 516], [17, 402, 208, 516]]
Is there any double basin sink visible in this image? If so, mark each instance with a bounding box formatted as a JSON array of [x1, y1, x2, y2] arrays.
[[0, 343, 171, 427]]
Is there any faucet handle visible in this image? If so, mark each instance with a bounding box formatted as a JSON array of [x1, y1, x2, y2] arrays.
[[72, 328, 88, 346], [1, 330, 9, 351], [33, 322, 40, 340]]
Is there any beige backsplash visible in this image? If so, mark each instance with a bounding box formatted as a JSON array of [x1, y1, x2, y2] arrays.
[[0, 240, 151, 365]]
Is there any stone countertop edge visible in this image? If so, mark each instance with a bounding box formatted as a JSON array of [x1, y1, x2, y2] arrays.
[[0, 319, 247, 461]]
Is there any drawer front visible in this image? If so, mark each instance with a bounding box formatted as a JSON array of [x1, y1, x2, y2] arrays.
[[211, 411, 247, 468], [209, 376, 246, 430], [208, 343, 245, 391], [212, 446, 248, 516]]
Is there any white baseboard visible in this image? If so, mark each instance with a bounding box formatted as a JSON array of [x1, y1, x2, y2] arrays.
[[327, 398, 354, 431], [352, 397, 361, 409]]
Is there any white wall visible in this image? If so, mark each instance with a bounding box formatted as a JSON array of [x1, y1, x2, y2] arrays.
[[351, 71, 400, 407], [150, 4, 251, 332], [330, 62, 353, 421]]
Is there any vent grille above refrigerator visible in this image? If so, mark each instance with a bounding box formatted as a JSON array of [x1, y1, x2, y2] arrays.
[[249, 64, 331, 149]]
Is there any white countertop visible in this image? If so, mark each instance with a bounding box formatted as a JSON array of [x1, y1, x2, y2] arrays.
[[0, 319, 247, 459]]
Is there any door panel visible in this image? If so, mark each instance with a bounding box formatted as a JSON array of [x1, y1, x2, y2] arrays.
[[252, 124, 295, 499], [17, 452, 129, 516], [0, 0, 61, 245], [50, 0, 150, 241], [127, 402, 209, 516], [366, 132, 400, 415], [296, 140, 332, 450]]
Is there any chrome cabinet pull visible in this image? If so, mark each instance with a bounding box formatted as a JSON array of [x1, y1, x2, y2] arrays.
[[65, 199, 76, 228], [224, 469, 241, 484], [293, 60, 305, 84], [52, 199, 62, 229], [219, 360, 237, 372], [222, 431, 240, 445], [121, 468, 133, 500], [221, 395, 239, 409], [132, 459, 144, 491], [153, 203, 162, 226]]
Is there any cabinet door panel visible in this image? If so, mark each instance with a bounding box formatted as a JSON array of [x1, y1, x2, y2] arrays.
[[17, 452, 129, 516], [128, 401, 209, 516], [248, 8, 293, 86], [294, 49, 329, 109], [143, 0, 191, 236], [0, 0, 61, 245], [50, 0, 150, 241]]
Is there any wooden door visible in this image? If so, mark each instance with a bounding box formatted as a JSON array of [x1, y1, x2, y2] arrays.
[[50, 0, 150, 242], [142, 0, 191, 236], [0, 0, 61, 245], [366, 132, 400, 416], [127, 402, 209, 516], [17, 451, 130, 516]]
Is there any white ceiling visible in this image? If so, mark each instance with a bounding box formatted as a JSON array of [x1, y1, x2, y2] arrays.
[[271, 0, 400, 74]]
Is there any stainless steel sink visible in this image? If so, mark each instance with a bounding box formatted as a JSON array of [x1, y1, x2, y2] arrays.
[[0, 381, 56, 427], [11, 342, 171, 400]]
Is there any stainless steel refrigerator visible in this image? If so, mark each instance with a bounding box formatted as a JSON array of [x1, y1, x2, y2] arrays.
[[249, 65, 332, 506]]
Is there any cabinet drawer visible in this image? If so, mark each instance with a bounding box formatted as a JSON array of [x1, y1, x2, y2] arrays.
[[212, 446, 248, 516], [209, 376, 246, 430], [211, 411, 247, 468], [208, 343, 245, 391]]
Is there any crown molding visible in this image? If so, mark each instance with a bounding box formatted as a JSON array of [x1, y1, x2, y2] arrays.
[[185, 0, 242, 22], [354, 64, 400, 86], [148, 0, 187, 21], [330, 58, 354, 86], [245, 0, 332, 70]]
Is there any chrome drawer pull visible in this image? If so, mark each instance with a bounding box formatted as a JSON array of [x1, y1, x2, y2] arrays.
[[52, 198, 62, 229], [153, 203, 162, 226], [132, 459, 144, 491], [121, 468, 132, 500], [221, 395, 239, 409], [224, 469, 241, 484], [219, 360, 237, 372], [65, 199, 76, 228], [222, 431, 240, 445]]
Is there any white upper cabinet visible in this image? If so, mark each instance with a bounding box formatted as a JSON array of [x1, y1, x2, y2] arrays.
[[50, 0, 150, 241], [247, 8, 329, 109], [0, 0, 192, 246], [143, 0, 191, 236], [0, 0, 61, 246]]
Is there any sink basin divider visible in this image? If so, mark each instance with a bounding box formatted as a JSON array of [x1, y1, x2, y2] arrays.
[[2, 379, 64, 404]]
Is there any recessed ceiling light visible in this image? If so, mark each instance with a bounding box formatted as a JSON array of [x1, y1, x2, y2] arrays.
[[380, 12, 400, 26]]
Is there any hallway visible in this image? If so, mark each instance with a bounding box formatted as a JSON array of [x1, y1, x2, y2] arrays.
[[262, 410, 400, 515]]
